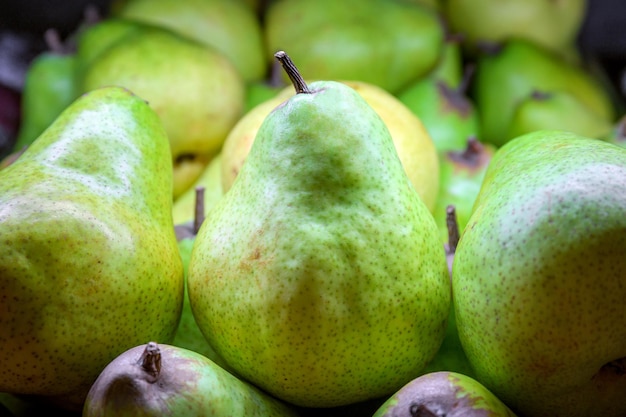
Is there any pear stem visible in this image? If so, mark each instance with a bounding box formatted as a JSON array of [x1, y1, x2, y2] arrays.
[[445, 205, 460, 254], [139, 342, 161, 379], [274, 51, 311, 94], [194, 186, 205, 234]]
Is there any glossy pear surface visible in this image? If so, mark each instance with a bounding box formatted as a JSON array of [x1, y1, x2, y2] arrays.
[[189, 79, 450, 407], [0, 86, 184, 410], [453, 130, 626, 417]]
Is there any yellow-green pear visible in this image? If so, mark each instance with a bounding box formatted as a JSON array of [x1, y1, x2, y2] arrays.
[[188, 52, 450, 408], [0, 86, 184, 411], [115, 0, 267, 82], [221, 79, 440, 212], [83, 342, 299, 416], [453, 130, 626, 417], [78, 23, 245, 199]]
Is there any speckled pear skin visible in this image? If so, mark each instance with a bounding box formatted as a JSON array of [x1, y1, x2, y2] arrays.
[[0, 86, 184, 411], [83, 343, 300, 417], [188, 81, 451, 407], [372, 371, 518, 417], [452, 131, 626, 417]]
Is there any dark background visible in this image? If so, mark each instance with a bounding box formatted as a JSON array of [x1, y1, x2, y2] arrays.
[[1, 0, 625, 159]]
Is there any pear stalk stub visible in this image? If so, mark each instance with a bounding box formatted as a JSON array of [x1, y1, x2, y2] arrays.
[[274, 50, 311, 94]]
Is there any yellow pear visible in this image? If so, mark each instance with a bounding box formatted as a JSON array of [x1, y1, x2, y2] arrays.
[[221, 80, 440, 211]]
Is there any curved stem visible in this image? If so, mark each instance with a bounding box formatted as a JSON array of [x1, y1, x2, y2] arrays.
[[446, 205, 460, 254], [194, 186, 205, 234], [274, 51, 311, 94], [139, 342, 162, 379]]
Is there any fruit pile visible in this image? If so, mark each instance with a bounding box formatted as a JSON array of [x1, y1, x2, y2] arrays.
[[1, 1, 625, 416]]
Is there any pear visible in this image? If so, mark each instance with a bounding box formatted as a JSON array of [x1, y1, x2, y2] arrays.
[[432, 137, 495, 243], [507, 89, 614, 140], [372, 371, 518, 417], [473, 39, 615, 147], [115, 0, 267, 82], [399, 64, 481, 153], [264, 0, 445, 94], [188, 51, 450, 408], [452, 130, 626, 417], [13, 29, 78, 151], [0, 86, 184, 411], [78, 23, 245, 199], [444, 0, 587, 59], [221, 79, 440, 212], [83, 342, 299, 417]]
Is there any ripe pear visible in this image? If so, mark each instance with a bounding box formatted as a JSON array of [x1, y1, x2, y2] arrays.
[[78, 23, 245, 199], [14, 29, 78, 151], [399, 66, 481, 153], [188, 52, 450, 408], [373, 371, 518, 417], [0, 86, 184, 411], [433, 137, 495, 243], [264, 0, 445, 93], [115, 0, 267, 82], [507, 89, 614, 140], [444, 0, 587, 58], [473, 39, 615, 147], [83, 342, 299, 417], [452, 130, 626, 417], [221, 79, 440, 212]]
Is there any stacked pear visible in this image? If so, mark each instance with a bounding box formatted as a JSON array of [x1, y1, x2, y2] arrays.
[[453, 130, 626, 417], [187, 51, 451, 407], [0, 86, 184, 411]]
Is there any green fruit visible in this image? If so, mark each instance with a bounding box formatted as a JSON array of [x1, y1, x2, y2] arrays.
[[473, 39, 615, 147], [78, 24, 245, 200], [507, 89, 614, 140], [373, 371, 518, 417], [433, 137, 495, 243], [398, 75, 480, 153], [453, 130, 626, 417], [83, 342, 299, 416], [14, 30, 78, 151], [115, 0, 267, 82], [0, 86, 184, 411], [444, 0, 586, 58], [187, 52, 450, 407], [264, 0, 445, 93]]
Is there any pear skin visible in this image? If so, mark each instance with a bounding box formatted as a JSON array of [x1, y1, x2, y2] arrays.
[[188, 52, 450, 407], [83, 342, 299, 417], [453, 130, 626, 417], [0, 86, 184, 411]]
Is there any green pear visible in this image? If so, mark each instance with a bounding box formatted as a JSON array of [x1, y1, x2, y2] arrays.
[[187, 51, 450, 408], [115, 0, 267, 82], [433, 137, 495, 243], [444, 0, 586, 58], [452, 130, 626, 417], [14, 29, 78, 151], [264, 0, 445, 93], [473, 39, 615, 147], [399, 65, 481, 153], [0, 86, 184, 411], [78, 23, 245, 199], [507, 89, 614, 140], [373, 371, 518, 417], [83, 342, 299, 417]]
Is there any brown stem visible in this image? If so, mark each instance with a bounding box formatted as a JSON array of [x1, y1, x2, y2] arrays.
[[194, 186, 206, 234], [446, 205, 460, 254], [43, 28, 65, 54], [457, 62, 475, 96], [139, 342, 161, 379], [274, 51, 311, 94]]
